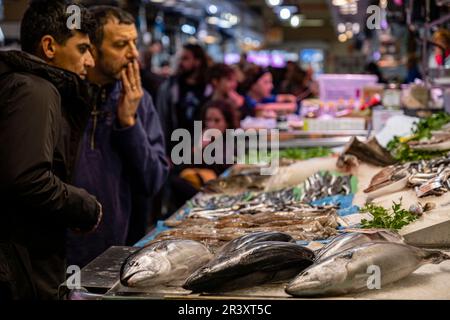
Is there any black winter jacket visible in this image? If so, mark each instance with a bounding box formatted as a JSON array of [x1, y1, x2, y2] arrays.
[[0, 51, 100, 299]]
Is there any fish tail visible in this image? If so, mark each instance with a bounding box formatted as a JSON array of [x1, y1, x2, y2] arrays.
[[422, 249, 450, 264]]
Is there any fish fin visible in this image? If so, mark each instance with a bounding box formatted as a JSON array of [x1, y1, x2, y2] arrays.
[[422, 249, 450, 264]]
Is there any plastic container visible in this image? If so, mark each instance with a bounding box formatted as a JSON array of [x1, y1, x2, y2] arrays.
[[317, 74, 378, 102]]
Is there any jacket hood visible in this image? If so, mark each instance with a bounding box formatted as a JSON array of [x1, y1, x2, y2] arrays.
[[0, 50, 94, 105]]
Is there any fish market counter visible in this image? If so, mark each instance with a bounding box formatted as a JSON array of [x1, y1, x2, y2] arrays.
[[61, 157, 450, 300], [62, 245, 450, 300]]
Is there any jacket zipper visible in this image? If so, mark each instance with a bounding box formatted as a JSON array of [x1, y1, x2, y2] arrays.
[[90, 105, 98, 150], [90, 89, 107, 150]]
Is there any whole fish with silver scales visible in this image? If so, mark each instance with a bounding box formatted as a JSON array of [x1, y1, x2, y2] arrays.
[[183, 237, 315, 293], [285, 242, 450, 297], [120, 240, 213, 288]]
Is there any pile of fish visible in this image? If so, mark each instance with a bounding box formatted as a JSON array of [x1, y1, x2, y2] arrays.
[[407, 123, 450, 151], [202, 172, 269, 194], [119, 230, 449, 297], [183, 232, 315, 292], [300, 171, 352, 203], [337, 137, 396, 170], [191, 187, 300, 211], [120, 240, 213, 287], [285, 230, 450, 297], [364, 153, 450, 199], [158, 205, 339, 249]]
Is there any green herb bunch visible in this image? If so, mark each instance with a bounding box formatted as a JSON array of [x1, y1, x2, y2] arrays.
[[387, 112, 450, 162], [360, 199, 418, 230]]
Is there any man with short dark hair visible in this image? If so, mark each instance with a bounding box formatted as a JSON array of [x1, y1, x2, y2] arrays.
[[65, 6, 169, 267], [0, 0, 102, 299]]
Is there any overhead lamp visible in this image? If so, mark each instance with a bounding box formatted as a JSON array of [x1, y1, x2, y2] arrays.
[[290, 15, 301, 28], [229, 15, 239, 25], [207, 5, 218, 15], [279, 8, 291, 20], [207, 16, 219, 25], [337, 23, 346, 33], [181, 24, 196, 35], [266, 0, 282, 7], [218, 20, 233, 29], [332, 0, 347, 6], [338, 33, 347, 42]]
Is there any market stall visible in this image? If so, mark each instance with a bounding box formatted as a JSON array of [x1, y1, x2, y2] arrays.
[[61, 112, 450, 299]]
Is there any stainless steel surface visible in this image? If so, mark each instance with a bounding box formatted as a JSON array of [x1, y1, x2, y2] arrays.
[[278, 136, 367, 148], [60, 246, 138, 297]]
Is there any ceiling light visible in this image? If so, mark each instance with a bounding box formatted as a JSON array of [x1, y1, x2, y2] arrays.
[[207, 5, 218, 15], [290, 15, 301, 28], [279, 8, 291, 20], [337, 23, 346, 33], [266, 0, 282, 7], [338, 33, 348, 42]]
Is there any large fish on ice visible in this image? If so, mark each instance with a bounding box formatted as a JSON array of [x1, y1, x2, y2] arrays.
[[120, 240, 213, 287], [183, 241, 315, 293], [315, 230, 404, 262], [216, 231, 295, 257], [286, 242, 450, 297]]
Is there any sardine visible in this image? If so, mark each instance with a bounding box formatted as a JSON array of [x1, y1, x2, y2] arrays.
[[314, 230, 404, 262], [286, 242, 450, 297], [183, 241, 315, 292], [120, 240, 213, 287]]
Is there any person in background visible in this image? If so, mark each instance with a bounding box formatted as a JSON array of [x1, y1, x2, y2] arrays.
[[0, 0, 102, 299], [405, 53, 422, 84], [158, 60, 172, 78], [66, 6, 169, 268], [140, 40, 165, 101], [156, 43, 209, 153], [176, 99, 238, 204], [365, 61, 387, 84], [279, 61, 308, 97], [432, 28, 450, 67], [206, 63, 244, 126], [241, 65, 296, 118]]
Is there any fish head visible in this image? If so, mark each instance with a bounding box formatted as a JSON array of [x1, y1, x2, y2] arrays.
[[120, 251, 171, 287], [286, 252, 352, 296]]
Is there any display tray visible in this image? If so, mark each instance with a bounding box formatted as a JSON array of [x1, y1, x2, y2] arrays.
[[101, 252, 450, 300], [60, 246, 138, 295]]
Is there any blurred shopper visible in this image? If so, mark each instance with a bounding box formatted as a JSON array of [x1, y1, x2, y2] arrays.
[[140, 40, 165, 101], [432, 28, 450, 67], [66, 6, 169, 268], [0, 0, 102, 300], [405, 53, 422, 84], [279, 61, 309, 97], [156, 43, 209, 153], [365, 62, 387, 84], [174, 100, 238, 206], [206, 63, 244, 126], [241, 65, 296, 118]]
